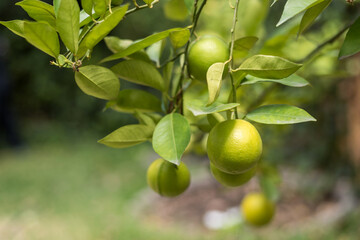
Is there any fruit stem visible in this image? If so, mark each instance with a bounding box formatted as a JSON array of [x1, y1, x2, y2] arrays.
[[228, 0, 241, 119]]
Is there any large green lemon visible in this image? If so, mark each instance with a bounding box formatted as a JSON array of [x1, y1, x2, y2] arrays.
[[147, 158, 190, 197], [241, 193, 275, 226], [187, 35, 229, 82], [207, 119, 262, 174], [210, 163, 257, 187]]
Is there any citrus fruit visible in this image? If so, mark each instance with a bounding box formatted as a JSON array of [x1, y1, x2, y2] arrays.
[[147, 158, 190, 197], [210, 163, 257, 187], [241, 193, 275, 226], [207, 119, 262, 174], [187, 35, 229, 82]]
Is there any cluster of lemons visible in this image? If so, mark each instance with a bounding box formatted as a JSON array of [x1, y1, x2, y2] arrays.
[[146, 36, 274, 226]]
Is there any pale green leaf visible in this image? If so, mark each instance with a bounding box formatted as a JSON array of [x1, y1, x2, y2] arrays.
[[98, 124, 153, 148], [233, 55, 302, 79], [93, 0, 107, 16], [246, 104, 316, 124], [233, 36, 258, 59], [16, 0, 56, 27], [339, 16, 360, 59], [0, 20, 25, 38], [169, 28, 190, 49], [56, 0, 80, 54], [111, 59, 165, 91], [207, 62, 226, 105], [23, 21, 60, 58], [134, 111, 157, 128], [75, 65, 120, 100], [81, 0, 93, 15], [186, 101, 240, 116], [242, 75, 309, 87], [146, 40, 165, 66], [152, 113, 191, 165], [104, 37, 151, 62]]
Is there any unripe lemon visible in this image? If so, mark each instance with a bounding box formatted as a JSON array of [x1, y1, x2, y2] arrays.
[[241, 193, 275, 226], [147, 158, 190, 197], [207, 119, 262, 174], [210, 163, 257, 187], [187, 35, 229, 82]]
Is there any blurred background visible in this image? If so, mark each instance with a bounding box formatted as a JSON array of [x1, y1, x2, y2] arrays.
[[0, 0, 359, 239]]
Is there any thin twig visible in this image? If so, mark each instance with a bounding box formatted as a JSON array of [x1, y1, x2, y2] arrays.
[[126, 0, 159, 16], [159, 51, 185, 68]]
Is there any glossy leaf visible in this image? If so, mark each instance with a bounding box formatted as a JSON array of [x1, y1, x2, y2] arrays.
[[101, 27, 184, 62], [74, 65, 120, 100], [186, 101, 240, 116], [246, 104, 316, 124], [233, 55, 302, 79], [78, 5, 128, 57], [98, 124, 153, 148], [16, 0, 56, 27], [104, 37, 151, 62], [277, 0, 324, 27], [0, 20, 25, 38], [107, 89, 162, 113], [298, 0, 331, 36], [339, 16, 360, 59], [56, 0, 80, 54], [111, 59, 165, 91], [233, 36, 258, 58], [207, 62, 226, 105], [81, 0, 93, 15], [242, 75, 309, 87], [169, 28, 190, 49], [23, 21, 60, 58], [152, 113, 191, 165]]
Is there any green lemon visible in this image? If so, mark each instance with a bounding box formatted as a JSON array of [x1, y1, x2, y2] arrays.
[[210, 163, 257, 187], [241, 193, 275, 226], [147, 158, 190, 197], [207, 119, 262, 174], [187, 35, 229, 82]]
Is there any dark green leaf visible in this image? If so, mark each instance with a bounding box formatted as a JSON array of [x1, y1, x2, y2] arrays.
[[107, 89, 162, 113], [242, 75, 309, 87], [246, 104, 316, 124], [75, 65, 120, 100], [98, 124, 153, 148], [16, 0, 56, 28], [78, 5, 128, 57], [0, 20, 26, 38], [23, 21, 60, 58], [207, 62, 226, 105], [101, 27, 184, 62], [186, 101, 240, 116], [233, 55, 302, 79], [298, 0, 331, 36], [111, 59, 165, 91], [152, 113, 191, 165], [339, 16, 360, 59], [56, 0, 80, 54]]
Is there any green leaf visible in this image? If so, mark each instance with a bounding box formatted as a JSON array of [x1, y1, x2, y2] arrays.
[[277, 0, 325, 27], [152, 113, 191, 165], [242, 75, 309, 87], [207, 62, 226, 105], [78, 5, 128, 57], [186, 101, 240, 116], [298, 0, 331, 36], [56, 0, 80, 54], [104, 37, 151, 62], [23, 21, 60, 58], [339, 16, 360, 59], [169, 28, 190, 50], [107, 89, 162, 113], [207, 113, 225, 128], [146, 40, 166, 66], [0, 20, 25, 38], [246, 104, 316, 124], [101, 27, 184, 62], [233, 36, 258, 59], [93, 0, 107, 16], [233, 55, 302, 79], [74, 65, 120, 100], [81, 0, 93, 15], [134, 111, 157, 128], [53, 0, 61, 17], [164, 0, 188, 21], [98, 124, 153, 148], [16, 0, 56, 28], [111, 59, 165, 91]]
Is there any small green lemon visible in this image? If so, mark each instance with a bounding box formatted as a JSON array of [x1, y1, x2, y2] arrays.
[[187, 35, 229, 82], [147, 158, 190, 197], [241, 193, 275, 226], [207, 119, 262, 174], [210, 163, 257, 187]]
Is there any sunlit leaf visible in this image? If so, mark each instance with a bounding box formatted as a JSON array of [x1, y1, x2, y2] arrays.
[[16, 0, 56, 27], [169, 28, 190, 49], [0, 20, 26, 38], [98, 124, 153, 148], [93, 0, 107, 16], [186, 101, 240, 116], [242, 75, 309, 87], [207, 62, 226, 105], [152, 113, 191, 165], [246, 104, 316, 124]]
